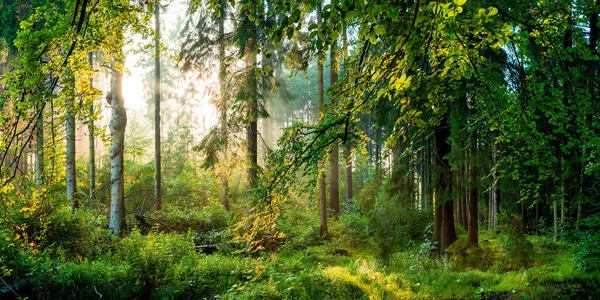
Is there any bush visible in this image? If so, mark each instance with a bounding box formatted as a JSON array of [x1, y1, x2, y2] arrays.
[[573, 231, 600, 273], [34, 260, 140, 299], [147, 201, 230, 234], [339, 200, 369, 245], [497, 213, 534, 270], [42, 207, 110, 260], [445, 238, 496, 270]]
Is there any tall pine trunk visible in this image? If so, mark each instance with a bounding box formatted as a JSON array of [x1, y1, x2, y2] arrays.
[[468, 131, 478, 246], [154, 1, 162, 211], [109, 56, 127, 237], [66, 77, 78, 211], [329, 38, 339, 214], [35, 100, 44, 187], [317, 3, 327, 235], [88, 52, 96, 205], [246, 36, 258, 207], [342, 24, 353, 204], [431, 120, 457, 255], [218, 10, 229, 211]]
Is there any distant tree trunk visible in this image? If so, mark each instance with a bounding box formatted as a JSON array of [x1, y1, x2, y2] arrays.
[[431, 120, 457, 255], [246, 36, 258, 204], [424, 135, 432, 210], [535, 200, 540, 235], [66, 78, 78, 211], [329, 39, 339, 214], [576, 166, 584, 231], [375, 127, 381, 171], [463, 160, 469, 228], [468, 131, 478, 247], [154, 0, 162, 211], [222, 178, 229, 211], [218, 10, 229, 211], [317, 3, 327, 235], [490, 139, 498, 230], [561, 165, 566, 240], [109, 56, 127, 237], [88, 52, 96, 205], [456, 150, 467, 229], [35, 101, 44, 187], [553, 198, 558, 241], [343, 24, 353, 204], [455, 164, 461, 226]]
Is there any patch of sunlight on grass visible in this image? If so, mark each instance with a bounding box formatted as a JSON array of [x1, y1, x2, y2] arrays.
[[323, 260, 415, 300]]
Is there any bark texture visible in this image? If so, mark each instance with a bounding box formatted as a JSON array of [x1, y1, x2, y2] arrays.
[[317, 3, 327, 235], [66, 79, 78, 211], [109, 57, 127, 237], [431, 120, 457, 255]]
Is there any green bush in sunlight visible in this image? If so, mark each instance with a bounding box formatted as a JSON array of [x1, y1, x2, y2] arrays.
[[445, 238, 496, 270], [41, 207, 110, 260], [34, 260, 140, 299]]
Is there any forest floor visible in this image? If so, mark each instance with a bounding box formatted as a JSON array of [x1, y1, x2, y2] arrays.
[[20, 227, 599, 299]]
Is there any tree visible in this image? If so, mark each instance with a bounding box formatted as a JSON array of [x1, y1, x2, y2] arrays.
[[88, 52, 96, 205], [431, 120, 457, 255], [154, 0, 162, 211], [65, 77, 78, 211], [108, 54, 127, 237], [329, 27, 340, 214], [316, 2, 327, 236], [468, 129, 478, 247]]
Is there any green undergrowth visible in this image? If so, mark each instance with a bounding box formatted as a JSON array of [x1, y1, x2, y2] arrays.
[[19, 229, 597, 299]]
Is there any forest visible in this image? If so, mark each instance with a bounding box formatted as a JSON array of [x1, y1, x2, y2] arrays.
[[0, 0, 599, 298]]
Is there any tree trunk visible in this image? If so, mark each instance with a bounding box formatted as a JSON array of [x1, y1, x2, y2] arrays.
[[461, 152, 468, 229], [317, 3, 327, 235], [66, 78, 78, 211], [109, 56, 127, 237], [154, 1, 162, 211], [455, 166, 462, 227], [342, 23, 353, 204], [490, 139, 498, 230], [553, 199, 558, 241], [246, 36, 258, 203], [468, 131, 478, 247], [431, 120, 457, 255], [576, 165, 584, 231], [329, 41, 339, 214], [218, 10, 229, 212], [222, 178, 229, 211], [35, 101, 44, 187], [88, 52, 96, 205]]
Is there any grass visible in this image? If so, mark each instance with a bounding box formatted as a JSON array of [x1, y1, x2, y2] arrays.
[[23, 229, 600, 299]]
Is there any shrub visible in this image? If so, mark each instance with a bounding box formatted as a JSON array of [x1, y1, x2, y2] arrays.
[[573, 231, 600, 273], [445, 238, 496, 270], [42, 207, 110, 260], [150, 201, 230, 233], [497, 213, 534, 270], [34, 260, 140, 299]]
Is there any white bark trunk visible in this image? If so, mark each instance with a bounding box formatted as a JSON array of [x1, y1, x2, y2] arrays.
[[109, 57, 127, 237]]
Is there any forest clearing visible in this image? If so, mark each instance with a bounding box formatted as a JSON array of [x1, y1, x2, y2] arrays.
[[1, 0, 599, 299]]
